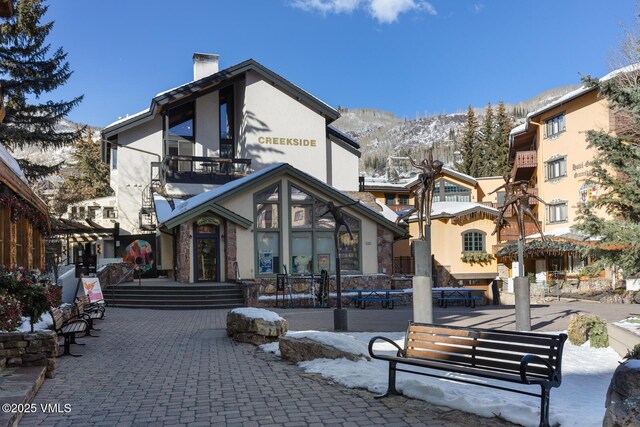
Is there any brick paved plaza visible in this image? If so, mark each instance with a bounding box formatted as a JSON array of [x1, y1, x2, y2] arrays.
[[20, 301, 640, 426], [21, 307, 521, 427]]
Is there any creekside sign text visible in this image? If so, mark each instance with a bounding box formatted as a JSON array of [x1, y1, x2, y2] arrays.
[[258, 136, 316, 147]]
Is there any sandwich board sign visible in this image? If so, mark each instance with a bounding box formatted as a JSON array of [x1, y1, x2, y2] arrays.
[[81, 277, 104, 303]]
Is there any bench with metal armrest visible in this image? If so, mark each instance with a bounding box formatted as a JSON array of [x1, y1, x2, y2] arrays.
[[368, 322, 567, 427], [49, 307, 90, 357]]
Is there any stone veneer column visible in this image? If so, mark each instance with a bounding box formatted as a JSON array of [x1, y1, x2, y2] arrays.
[[176, 223, 191, 283], [377, 224, 393, 275], [225, 221, 237, 281]]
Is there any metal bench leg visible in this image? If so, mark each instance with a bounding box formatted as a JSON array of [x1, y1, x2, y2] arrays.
[[375, 362, 402, 398], [59, 334, 82, 358], [539, 385, 551, 427]]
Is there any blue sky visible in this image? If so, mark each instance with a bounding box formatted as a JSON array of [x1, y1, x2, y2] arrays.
[[43, 0, 637, 127]]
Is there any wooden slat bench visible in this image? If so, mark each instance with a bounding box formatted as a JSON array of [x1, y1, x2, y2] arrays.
[[74, 296, 104, 335], [50, 307, 90, 357], [368, 322, 567, 427]]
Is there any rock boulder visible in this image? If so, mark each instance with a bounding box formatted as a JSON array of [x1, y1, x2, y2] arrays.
[[604, 360, 640, 427], [279, 332, 370, 362], [226, 308, 287, 345]]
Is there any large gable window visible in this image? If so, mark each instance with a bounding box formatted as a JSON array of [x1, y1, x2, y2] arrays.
[[255, 184, 281, 275], [433, 179, 471, 202], [289, 185, 360, 275], [219, 86, 234, 159], [165, 102, 195, 171]]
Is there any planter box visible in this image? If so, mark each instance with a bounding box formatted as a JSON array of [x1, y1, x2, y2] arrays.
[[607, 323, 640, 358]]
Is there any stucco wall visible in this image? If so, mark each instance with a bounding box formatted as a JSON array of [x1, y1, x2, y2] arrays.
[[113, 115, 163, 235], [329, 140, 359, 191], [409, 215, 498, 278], [241, 71, 328, 179], [535, 91, 611, 231]]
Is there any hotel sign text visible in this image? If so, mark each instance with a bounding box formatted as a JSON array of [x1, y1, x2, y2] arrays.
[[258, 136, 316, 147]]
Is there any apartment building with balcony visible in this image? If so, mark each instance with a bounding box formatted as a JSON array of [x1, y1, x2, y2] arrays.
[[501, 66, 628, 281], [100, 54, 403, 282]]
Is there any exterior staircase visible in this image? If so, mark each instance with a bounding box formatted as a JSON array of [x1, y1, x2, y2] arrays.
[[104, 283, 245, 310]]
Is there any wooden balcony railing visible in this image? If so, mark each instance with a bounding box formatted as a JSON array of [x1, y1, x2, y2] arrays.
[[511, 150, 537, 180], [497, 218, 541, 242]]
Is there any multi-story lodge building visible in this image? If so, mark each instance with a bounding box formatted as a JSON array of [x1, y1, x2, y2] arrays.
[[502, 66, 629, 281], [100, 53, 403, 283]]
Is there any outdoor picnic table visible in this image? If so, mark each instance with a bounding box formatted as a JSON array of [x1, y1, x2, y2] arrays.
[[431, 287, 485, 308], [345, 289, 405, 309]]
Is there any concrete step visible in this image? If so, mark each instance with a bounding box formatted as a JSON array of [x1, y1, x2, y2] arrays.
[[0, 366, 47, 427], [607, 323, 640, 358], [103, 283, 244, 310], [107, 303, 244, 310]]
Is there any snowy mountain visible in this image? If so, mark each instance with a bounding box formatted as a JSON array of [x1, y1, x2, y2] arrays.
[[332, 84, 580, 177]]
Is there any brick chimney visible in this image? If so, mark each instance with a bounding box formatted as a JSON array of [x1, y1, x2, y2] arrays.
[[193, 53, 219, 80]]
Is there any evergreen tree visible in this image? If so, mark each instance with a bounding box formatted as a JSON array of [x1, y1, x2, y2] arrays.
[[573, 70, 640, 275], [492, 100, 512, 175], [477, 102, 493, 176], [52, 128, 112, 215], [455, 105, 480, 176], [0, 0, 83, 179]]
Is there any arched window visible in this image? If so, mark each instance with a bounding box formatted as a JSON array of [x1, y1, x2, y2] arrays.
[[462, 230, 485, 252]]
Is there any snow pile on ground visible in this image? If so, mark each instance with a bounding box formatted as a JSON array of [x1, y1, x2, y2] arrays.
[[285, 331, 369, 357], [262, 330, 620, 427], [17, 313, 53, 333], [615, 316, 640, 336], [230, 307, 284, 322]]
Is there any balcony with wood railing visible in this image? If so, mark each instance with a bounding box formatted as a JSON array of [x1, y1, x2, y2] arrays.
[[511, 150, 537, 181]]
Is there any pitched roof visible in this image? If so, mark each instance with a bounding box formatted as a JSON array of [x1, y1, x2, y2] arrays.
[[403, 201, 499, 223], [406, 167, 478, 188], [103, 59, 339, 138], [155, 163, 405, 235]]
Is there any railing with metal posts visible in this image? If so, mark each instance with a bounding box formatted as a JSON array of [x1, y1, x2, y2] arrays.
[[161, 155, 252, 179]]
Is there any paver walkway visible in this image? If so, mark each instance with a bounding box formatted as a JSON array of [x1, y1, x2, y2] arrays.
[[21, 308, 515, 426]]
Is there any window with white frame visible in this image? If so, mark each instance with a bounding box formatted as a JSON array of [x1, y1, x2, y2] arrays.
[[546, 157, 567, 180], [545, 113, 565, 138], [462, 230, 485, 252], [547, 201, 568, 223]]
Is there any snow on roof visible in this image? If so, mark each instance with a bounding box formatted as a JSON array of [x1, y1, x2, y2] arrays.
[[0, 144, 27, 184], [399, 201, 498, 223], [527, 63, 640, 121], [104, 108, 151, 129], [374, 199, 399, 222], [509, 122, 527, 136], [158, 163, 285, 225], [526, 226, 598, 242], [431, 201, 499, 217], [153, 193, 174, 224]]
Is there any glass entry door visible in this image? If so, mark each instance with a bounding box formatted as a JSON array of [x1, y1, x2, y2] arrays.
[[195, 237, 217, 282]]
